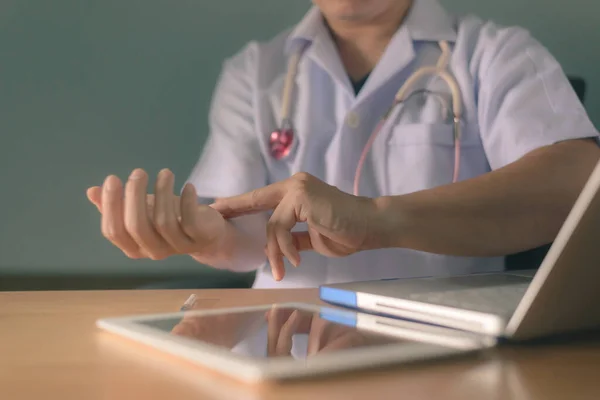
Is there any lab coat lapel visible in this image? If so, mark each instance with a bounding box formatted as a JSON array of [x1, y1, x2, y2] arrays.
[[355, 25, 416, 105], [354, 0, 458, 104], [308, 31, 355, 98]]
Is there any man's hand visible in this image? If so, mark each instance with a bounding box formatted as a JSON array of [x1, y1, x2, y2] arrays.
[[265, 308, 311, 357], [265, 307, 372, 357], [87, 168, 228, 261], [211, 172, 386, 281], [171, 312, 260, 349]]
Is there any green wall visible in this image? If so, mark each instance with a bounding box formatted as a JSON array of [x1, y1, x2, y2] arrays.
[[0, 1, 597, 277]]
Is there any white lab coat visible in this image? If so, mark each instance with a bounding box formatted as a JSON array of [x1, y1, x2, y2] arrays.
[[185, 0, 599, 288]]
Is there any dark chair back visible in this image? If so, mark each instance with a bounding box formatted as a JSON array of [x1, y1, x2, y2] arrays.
[[569, 77, 587, 103], [504, 76, 587, 271]]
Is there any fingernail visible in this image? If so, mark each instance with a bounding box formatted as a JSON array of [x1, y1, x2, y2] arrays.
[[159, 168, 172, 178], [288, 257, 297, 268], [183, 183, 196, 194], [104, 176, 118, 191], [129, 169, 145, 180]]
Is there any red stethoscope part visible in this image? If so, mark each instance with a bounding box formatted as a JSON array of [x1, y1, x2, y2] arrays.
[[269, 128, 294, 160]]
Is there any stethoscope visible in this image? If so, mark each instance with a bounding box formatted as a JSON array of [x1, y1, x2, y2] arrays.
[[269, 40, 463, 196]]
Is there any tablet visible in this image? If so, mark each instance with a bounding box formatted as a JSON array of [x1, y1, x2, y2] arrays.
[[96, 302, 495, 382]]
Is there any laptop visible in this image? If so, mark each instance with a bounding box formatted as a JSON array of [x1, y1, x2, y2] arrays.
[[320, 160, 600, 340]]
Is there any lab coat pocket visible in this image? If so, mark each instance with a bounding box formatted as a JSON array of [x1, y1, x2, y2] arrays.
[[385, 122, 484, 195]]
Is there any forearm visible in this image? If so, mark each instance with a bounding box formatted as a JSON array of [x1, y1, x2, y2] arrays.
[[375, 139, 600, 256], [191, 214, 267, 272]]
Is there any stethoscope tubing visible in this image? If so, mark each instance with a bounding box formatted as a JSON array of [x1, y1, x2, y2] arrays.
[[271, 40, 463, 196]]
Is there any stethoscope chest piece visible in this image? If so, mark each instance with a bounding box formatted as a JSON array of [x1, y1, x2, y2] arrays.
[[269, 119, 294, 160]]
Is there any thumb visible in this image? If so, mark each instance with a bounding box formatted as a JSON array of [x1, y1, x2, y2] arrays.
[[292, 231, 313, 252], [308, 218, 363, 250], [86, 186, 103, 213]]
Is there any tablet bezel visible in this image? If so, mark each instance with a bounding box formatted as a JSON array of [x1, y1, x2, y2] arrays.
[[96, 302, 494, 382]]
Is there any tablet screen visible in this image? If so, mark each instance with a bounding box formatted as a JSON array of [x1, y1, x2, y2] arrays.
[[136, 307, 404, 359]]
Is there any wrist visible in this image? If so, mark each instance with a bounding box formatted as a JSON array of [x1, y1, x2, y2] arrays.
[[190, 222, 236, 269], [371, 195, 409, 250], [191, 220, 266, 272]]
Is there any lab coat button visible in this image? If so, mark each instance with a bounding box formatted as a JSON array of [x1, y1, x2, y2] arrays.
[[346, 111, 360, 128]]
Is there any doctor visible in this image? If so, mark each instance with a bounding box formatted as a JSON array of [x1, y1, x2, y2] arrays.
[[87, 0, 599, 288]]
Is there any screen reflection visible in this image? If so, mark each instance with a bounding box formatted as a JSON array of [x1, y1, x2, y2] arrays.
[[138, 307, 402, 359]]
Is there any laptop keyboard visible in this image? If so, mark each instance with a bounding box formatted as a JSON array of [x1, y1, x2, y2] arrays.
[[408, 283, 530, 315]]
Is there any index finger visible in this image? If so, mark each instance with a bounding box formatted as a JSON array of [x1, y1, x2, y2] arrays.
[[267, 307, 294, 356], [211, 181, 287, 219]]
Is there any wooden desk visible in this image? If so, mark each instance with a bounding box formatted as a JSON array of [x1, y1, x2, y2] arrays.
[[1, 290, 599, 400]]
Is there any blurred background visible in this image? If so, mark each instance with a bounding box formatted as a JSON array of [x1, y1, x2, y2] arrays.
[[1, 0, 598, 290]]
